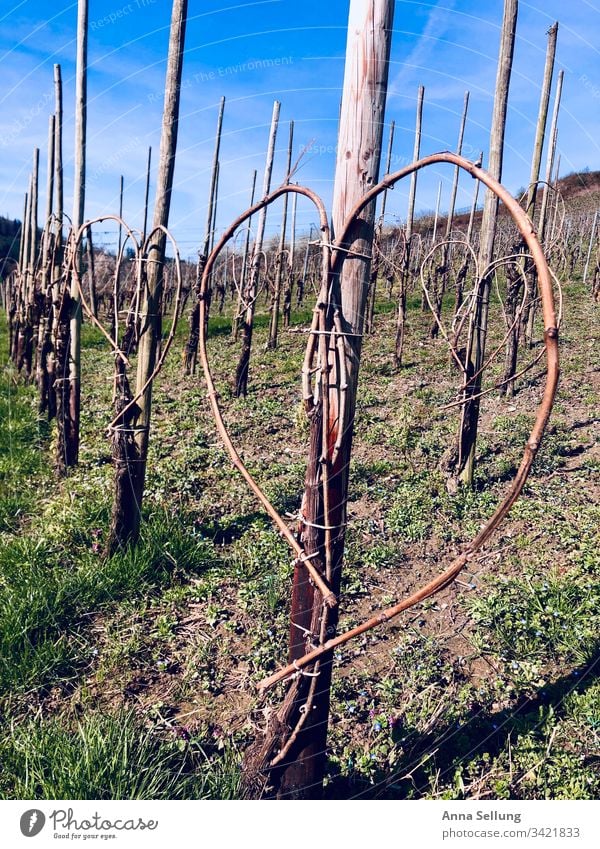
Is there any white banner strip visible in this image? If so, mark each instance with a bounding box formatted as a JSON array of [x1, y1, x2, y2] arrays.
[[0, 799, 598, 848]]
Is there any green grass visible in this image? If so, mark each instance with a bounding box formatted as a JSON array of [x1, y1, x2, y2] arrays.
[[0, 515, 219, 695], [0, 709, 240, 800]]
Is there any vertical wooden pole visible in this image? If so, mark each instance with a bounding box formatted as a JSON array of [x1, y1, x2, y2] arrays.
[[502, 23, 557, 396], [233, 170, 257, 339], [234, 100, 280, 396], [366, 118, 395, 332], [42, 116, 55, 270], [282, 185, 298, 328], [23, 148, 39, 379], [432, 180, 442, 243], [28, 148, 39, 278], [58, 0, 87, 473], [267, 120, 294, 349], [185, 97, 225, 373], [459, 0, 518, 486], [142, 146, 152, 244], [245, 0, 394, 799], [53, 64, 64, 290], [526, 23, 558, 218], [524, 69, 563, 348], [108, 0, 188, 551], [395, 85, 423, 363], [445, 91, 470, 240], [537, 69, 563, 244], [38, 117, 55, 411]]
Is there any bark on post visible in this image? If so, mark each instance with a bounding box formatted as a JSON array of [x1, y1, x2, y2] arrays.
[[234, 100, 280, 396], [107, 0, 188, 552], [457, 0, 518, 486], [395, 85, 423, 365], [244, 0, 394, 798]]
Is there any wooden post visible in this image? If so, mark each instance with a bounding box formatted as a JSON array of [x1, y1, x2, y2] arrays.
[[57, 0, 87, 474], [458, 0, 518, 486], [526, 23, 558, 218], [267, 120, 294, 349], [28, 148, 39, 279], [537, 69, 563, 245], [233, 170, 257, 339], [244, 0, 394, 799], [142, 146, 152, 243], [432, 180, 442, 243], [42, 116, 55, 271], [107, 0, 188, 552], [23, 147, 39, 379], [525, 69, 563, 348], [37, 116, 55, 412], [234, 100, 280, 396], [395, 85, 423, 364], [502, 23, 557, 396], [282, 185, 298, 328], [366, 118, 395, 332], [185, 96, 225, 373], [445, 91, 470, 240]]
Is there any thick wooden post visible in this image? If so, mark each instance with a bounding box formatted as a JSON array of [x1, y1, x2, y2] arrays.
[[244, 0, 394, 799], [107, 0, 188, 551]]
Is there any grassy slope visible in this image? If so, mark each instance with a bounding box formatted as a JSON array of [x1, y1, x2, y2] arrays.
[[0, 254, 598, 800]]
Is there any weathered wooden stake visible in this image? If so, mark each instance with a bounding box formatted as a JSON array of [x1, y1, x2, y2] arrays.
[[185, 96, 225, 373], [266, 120, 294, 349], [395, 85, 423, 364], [107, 0, 188, 552], [57, 0, 87, 474], [234, 100, 280, 396], [458, 0, 518, 486]]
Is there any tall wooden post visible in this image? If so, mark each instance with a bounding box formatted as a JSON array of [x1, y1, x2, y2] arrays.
[[108, 0, 188, 551], [234, 100, 280, 395], [185, 97, 225, 373], [244, 0, 394, 799], [232, 170, 257, 339], [57, 0, 87, 473], [526, 23, 558, 218], [502, 23, 557, 395], [267, 120, 294, 349], [395, 84, 424, 364], [458, 0, 518, 486], [366, 118, 395, 333]]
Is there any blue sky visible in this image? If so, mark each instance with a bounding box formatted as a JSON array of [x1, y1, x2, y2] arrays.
[[0, 0, 598, 259]]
